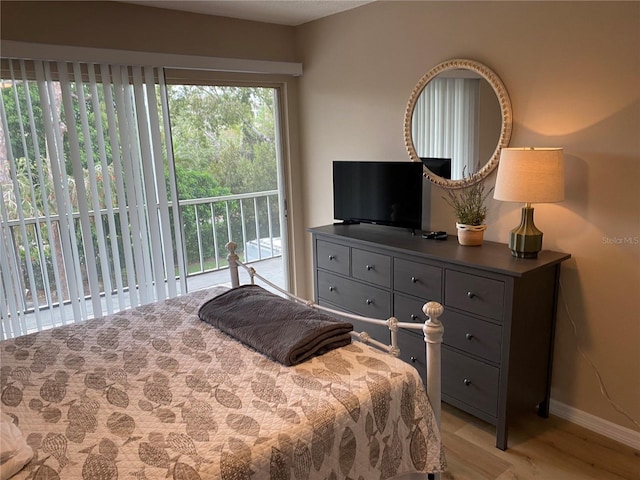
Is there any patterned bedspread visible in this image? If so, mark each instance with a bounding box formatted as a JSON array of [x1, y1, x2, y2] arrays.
[[0, 286, 445, 479]]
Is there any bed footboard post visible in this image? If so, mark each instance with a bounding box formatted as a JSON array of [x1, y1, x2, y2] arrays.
[[423, 301, 444, 429], [226, 242, 240, 288]]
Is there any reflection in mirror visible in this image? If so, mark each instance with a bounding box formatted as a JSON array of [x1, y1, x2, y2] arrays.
[[412, 71, 502, 180], [404, 59, 512, 189], [420, 157, 451, 179]]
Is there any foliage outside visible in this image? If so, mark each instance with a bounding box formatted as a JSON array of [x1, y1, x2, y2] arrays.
[[1, 77, 281, 308], [168, 85, 280, 268]]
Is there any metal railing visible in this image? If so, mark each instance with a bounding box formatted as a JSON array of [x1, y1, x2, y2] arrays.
[[2, 190, 282, 312], [179, 190, 281, 275]]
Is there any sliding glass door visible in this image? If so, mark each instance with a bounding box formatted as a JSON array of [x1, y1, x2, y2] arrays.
[[0, 60, 288, 339], [165, 84, 287, 293]]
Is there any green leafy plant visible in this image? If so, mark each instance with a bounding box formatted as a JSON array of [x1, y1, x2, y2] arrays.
[[443, 179, 493, 226]]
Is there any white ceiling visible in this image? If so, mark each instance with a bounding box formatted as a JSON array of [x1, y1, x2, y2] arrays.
[[118, 1, 376, 26]]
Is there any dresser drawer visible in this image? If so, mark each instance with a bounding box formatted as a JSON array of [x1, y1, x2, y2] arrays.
[[394, 258, 442, 301], [317, 271, 391, 319], [442, 311, 502, 364], [352, 248, 391, 287], [316, 240, 350, 275], [318, 299, 390, 344], [442, 347, 499, 417], [445, 270, 505, 321], [397, 329, 426, 382], [394, 293, 430, 324]]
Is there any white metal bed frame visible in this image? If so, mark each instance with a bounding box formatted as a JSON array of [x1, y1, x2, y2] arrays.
[[226, 241, 444, 479]]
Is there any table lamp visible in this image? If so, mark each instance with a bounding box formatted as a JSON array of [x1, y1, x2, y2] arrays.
[[493, 147, 564, 258]]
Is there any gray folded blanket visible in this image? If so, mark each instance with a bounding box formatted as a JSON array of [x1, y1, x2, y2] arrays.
[[198, 285, 353, 366]]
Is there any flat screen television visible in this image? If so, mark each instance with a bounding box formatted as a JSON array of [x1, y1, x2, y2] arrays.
[[333, 161, 423, 231], [420, 157, 451, 180]]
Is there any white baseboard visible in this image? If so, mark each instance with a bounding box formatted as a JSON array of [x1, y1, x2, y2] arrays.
[[549, 399, 640, 450]]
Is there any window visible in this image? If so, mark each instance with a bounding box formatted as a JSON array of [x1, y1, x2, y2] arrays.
[[1, 59, 289, 340], [1, 60, 183, 338]]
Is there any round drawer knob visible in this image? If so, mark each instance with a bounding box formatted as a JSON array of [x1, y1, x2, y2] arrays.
[[410, 356, 417, 363], [365, 299, 373, 305], [411, 276, 418, 283], [467, 291, 476, 299], [410, 314, 418, 321], [328, 286, 335, 292], [463, 378, 472, 386], [366, 264, 373, 271], [328, 255, 336, 261], [465, 333, 474, 340]]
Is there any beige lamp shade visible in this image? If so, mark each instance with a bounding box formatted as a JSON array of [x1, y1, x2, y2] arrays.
[[494, 148, 565, 203]]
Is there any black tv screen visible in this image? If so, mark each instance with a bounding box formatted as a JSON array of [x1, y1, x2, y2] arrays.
[[333, 161, 423, 230], [420, 157, 451, 180]]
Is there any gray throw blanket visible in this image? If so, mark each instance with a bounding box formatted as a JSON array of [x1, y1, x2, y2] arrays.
[[198, 285, 353, 366]]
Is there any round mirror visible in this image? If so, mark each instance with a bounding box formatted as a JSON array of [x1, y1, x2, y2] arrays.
[[404, 59, 512, 189]]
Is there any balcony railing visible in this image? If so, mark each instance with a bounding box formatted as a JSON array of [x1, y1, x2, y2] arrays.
[[179, 190, 281, 275], [3, 190, 282, 313]]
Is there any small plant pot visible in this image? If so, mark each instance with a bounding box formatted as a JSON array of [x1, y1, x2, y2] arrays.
[[456, 223, 487, 246]]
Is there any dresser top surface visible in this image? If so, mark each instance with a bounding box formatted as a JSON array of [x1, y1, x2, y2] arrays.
[[308, 224, 571, 277]]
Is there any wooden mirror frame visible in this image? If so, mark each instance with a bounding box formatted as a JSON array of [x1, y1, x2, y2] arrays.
[[404, 59, 512, 189]]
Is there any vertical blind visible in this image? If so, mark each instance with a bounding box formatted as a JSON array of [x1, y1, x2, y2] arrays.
[[0, 59, 187, 339], [412, 77, 480, 179]]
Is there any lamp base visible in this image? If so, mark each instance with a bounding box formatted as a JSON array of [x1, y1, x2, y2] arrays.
[[509, 205, 542, 259]]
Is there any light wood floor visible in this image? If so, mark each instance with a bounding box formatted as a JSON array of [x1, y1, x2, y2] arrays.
[[440, 403, 640, 480]]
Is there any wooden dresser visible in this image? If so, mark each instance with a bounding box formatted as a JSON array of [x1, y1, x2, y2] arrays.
[[309, 223, 570, 450]]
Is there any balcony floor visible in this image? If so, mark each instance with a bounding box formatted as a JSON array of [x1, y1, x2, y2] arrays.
[[17, 256, 285, 336], [187, 256, 285, 292]]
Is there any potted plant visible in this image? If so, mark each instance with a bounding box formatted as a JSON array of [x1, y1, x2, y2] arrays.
[[443, 178, 493, 246]]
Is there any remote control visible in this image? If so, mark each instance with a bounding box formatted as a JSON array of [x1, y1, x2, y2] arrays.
[[422, 231, 448, 240]]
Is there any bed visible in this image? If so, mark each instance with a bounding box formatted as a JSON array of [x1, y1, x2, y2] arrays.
[[0, 243, 446, 479]]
